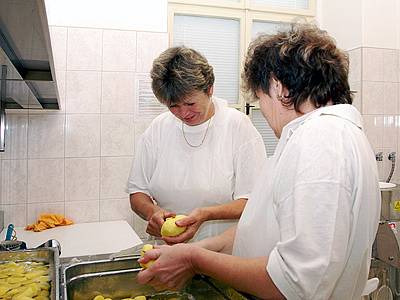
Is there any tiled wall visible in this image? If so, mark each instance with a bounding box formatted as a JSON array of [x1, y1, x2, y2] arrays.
[[349, 47, 400, 183], [0, 26, 168, 239]]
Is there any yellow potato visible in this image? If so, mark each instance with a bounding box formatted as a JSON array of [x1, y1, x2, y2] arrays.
[[39, 289, 50, 296], [160, 215, 187, 237], [12, 296, 35, 300], [35, 296, 50, 300], [0, 261, 50, 300], [25, 270, 47, 280], [93, 295, 105, 300], [0, 285, 10, 296], [139, 244, 155, 269], [133, 296, 147, 300], [38, 282, 50, 290], [8, 277, 26, 284]]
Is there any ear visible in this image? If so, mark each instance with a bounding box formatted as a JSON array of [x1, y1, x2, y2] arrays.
[[271, 78, 283, 96], [271, 78, 290, 101], [207, 85, 214, 97]]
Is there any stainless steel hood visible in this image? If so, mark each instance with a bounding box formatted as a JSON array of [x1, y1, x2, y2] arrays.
[[0, 0, 59, 110]]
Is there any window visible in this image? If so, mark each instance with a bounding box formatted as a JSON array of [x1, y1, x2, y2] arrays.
[[169, 0, 315, 154], [252, 20, 291, 38], [173, 15, 240, 104]]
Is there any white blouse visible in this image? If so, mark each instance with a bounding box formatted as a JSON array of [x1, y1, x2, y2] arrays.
[[233, 104, 381, 299], [127, 97, 266, 240]]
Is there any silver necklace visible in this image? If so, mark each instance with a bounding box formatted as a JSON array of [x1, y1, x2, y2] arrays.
[[181, 118, 212, 148]]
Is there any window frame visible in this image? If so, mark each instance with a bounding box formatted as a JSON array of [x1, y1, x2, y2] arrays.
[[168, 0, 316, 111]]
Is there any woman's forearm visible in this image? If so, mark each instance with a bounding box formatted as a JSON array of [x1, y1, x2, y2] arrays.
[[191, 248, 285, 299], [130, 192, 158, 220], [193, 225, 237, 254], [201, 198, 247, 221]]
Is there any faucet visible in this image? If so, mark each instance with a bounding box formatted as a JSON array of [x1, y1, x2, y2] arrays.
[[389, 152, 396, 162], [376, 152, 383, 161], [386, 152, 396, 183]]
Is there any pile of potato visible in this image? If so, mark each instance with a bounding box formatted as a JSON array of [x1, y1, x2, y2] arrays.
[[0, 261, 50, 300]]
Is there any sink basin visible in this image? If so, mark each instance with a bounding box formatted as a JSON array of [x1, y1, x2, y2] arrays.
[[379, 182, 396, 189], [63, 256, 250, 300]]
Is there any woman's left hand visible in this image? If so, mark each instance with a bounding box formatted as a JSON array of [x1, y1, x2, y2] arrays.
[[137, 244, 196, 291], [162, 208, 207, 244]]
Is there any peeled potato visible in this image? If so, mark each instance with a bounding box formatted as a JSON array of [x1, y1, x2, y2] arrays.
[[134, 296, 146, 300], [160, 215, 187, 237], [0, 261, 50, 300], [139, 244, 155, 269]]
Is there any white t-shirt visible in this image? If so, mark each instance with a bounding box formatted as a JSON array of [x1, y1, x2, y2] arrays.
[[233, 104, 381, 299], [127, 97, 266, 241]]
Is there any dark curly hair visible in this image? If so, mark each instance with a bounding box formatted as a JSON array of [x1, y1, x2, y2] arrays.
[[242, 24, 353, 111], [151, 46, 214, 106]]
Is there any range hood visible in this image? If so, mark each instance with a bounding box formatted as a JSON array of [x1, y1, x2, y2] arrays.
[[0, 0, 59, 110], [0, 0, 59, 151]]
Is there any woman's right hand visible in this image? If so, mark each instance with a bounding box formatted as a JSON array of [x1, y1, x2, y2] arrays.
[[146, 208, 175, 237]]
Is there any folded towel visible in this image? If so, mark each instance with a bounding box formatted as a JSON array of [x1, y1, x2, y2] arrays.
[[25, 213, 73, 232]]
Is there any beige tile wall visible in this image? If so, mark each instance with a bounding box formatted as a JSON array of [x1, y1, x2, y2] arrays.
[[349, 47, 400, 183], [0, 26, 168, 239]]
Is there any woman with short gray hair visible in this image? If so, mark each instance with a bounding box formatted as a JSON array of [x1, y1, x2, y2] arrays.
[[127, 46, 266, 244]]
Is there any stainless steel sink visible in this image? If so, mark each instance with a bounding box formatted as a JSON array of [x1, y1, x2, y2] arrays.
[[62, 256, 250, 300], [0, 247, 60, 300]]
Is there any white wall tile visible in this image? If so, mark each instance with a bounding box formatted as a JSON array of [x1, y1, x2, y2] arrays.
[[1, 160, 27, 205], [383, 116, 398, 149], [348, 48, 361, 83], [136, 31, 168, 73], [65, 157, 100, 201], [28, 159, 64, 203], [100, 198, 132, 226], [0, 204, 27, 227], [50, 26, 68, 71], [133, 213, 148, 239], [362, 81, 384, 114], [102, 30, 136, 72], [383, 49, 399, 83], [375, 154, 387, 181], [67, 27, 102, 71], [134, 121, 151, 148], [28, 114, 65, 159], [66, 71, 101, 113], [383, 82, 399, 115], [350, 81, 362, 113], [101, 72, 135, 113], [65, 200, 99, 223], [362, 48, 384, 82], [65, 114, 100, 157], [27, 202, 65, 225], [101, 115, 134, 156], [100, 156, 132, 199], [2, 114, 28, 159], [363, 115, 384, 150]]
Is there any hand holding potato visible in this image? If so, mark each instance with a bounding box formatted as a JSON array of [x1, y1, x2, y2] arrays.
[[137, 243, 196, 291], [161, 209, 207, 244], [146, 209, 175, 237]]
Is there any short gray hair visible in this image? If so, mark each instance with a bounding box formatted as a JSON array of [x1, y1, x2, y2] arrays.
[[151, 46, 215, 106]]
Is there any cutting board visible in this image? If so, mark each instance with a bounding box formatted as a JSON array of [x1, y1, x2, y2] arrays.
[[0, 220, 142, 258]]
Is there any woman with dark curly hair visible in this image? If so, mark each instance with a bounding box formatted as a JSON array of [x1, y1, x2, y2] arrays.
[[137, 24, 380, 300]]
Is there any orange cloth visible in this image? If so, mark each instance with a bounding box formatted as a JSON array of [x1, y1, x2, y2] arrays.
[[25, 213, 73, 232]]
